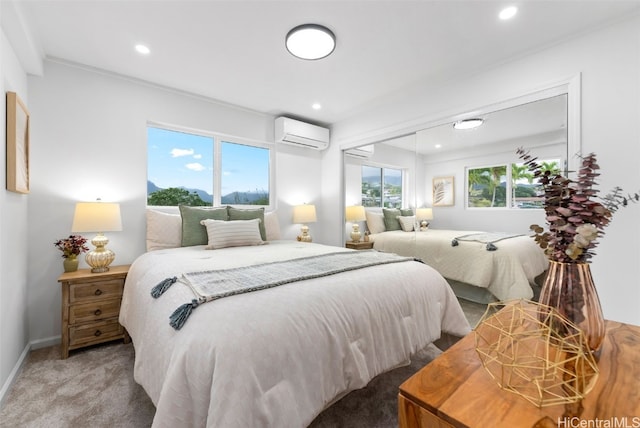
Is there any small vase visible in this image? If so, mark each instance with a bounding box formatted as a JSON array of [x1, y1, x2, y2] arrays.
[[539, 261, 605, 355], [63, 255, 79, 273]]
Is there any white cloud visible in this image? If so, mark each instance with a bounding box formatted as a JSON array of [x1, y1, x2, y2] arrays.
[[193, 154, 202, 159], [186, 163, 206, 172], [171, 148, 194, 157], [223, 171, 232, 176]]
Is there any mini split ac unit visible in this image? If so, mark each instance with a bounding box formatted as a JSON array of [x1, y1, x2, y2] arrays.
[[275, 117, 330, 150], [345, 144, 375, 159]]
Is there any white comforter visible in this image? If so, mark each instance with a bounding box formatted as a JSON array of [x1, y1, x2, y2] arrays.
[[119, 241, 470, 427], [370, 230, 548, 301]]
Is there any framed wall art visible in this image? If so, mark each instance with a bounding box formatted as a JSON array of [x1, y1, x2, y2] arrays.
[[433, 176, 454, 206], [6, 91, 30, 194]]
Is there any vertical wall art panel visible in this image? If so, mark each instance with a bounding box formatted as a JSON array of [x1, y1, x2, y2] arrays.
[[6, 91, 30, 194], [433, 176, 454, 206]]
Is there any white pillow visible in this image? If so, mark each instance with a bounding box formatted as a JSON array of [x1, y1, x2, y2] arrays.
[[365, 210, 386, 234], [264, 211, 281, 240], [146, 209, 182, 251], [200, 218, 265, 249], [398, 215, 416, 232]]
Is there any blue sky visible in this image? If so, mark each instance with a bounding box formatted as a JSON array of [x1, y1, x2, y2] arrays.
[[147, 127, 269, 196]]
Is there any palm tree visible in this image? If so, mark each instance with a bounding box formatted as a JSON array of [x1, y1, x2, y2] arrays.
[[511, 163, 534, 207]]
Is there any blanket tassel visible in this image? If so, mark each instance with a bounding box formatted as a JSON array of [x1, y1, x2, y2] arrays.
[[169, 299, 201, 330], [486, 243, 497, 251], [150, 276, 178, 298], [451, 239, 459, 247]]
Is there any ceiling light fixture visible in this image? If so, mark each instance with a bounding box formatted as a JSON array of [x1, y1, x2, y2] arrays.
[[312, 103, 322, 110], [453, 118, 484, 130], [499, 6, 518, 20], [286, 24, 336, 60], [135, 44, 150, 55]]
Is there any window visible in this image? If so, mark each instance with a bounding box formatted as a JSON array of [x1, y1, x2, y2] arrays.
[[147, 126, 271, 207], [466, 159, 560, 209], [511, 159, 561, 209], [361, 165, 403, 208]]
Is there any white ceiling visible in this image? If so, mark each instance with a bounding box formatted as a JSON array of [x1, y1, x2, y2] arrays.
[[11, 0, 640, 125]]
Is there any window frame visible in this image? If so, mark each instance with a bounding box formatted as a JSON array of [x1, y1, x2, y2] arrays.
[[147, 121, 275, 210], [361, 162, 407, 209]]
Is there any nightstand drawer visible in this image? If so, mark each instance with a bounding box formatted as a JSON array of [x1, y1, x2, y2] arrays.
[[69, 279, 124, 303], [69, 298, 121, 324], [68, 319, 124, 347]]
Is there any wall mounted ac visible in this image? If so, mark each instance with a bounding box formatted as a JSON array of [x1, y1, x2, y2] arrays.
[[275, 117, 330, 150], [345, 144, 375, 159]]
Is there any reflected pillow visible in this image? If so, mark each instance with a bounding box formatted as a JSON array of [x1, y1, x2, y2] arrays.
[[180, 205, 229, 246], [365, 210, 386, 234], [382, 208, 402, 231], [201, 218, 264, 249], [398, 215, 417, 232]]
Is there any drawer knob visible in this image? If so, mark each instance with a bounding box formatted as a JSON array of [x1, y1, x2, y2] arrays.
[[94, 289, 103, 296], [94, 309, 102, 316], [94, 330, 102, 337]]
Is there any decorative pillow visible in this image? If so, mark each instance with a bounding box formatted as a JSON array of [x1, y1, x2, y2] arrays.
[[398, 215, 417, 232], [201, 218, 264, 250], [264, 211, 281, 241], [180, 205, 229, 247], [382, 208, 402, 231], [365, 210, 386, 234], [400, 208, 414, 216], [228, 207, 266, 241], [146, 209, 182, 251]]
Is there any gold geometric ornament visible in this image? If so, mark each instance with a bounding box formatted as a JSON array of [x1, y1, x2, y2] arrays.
[[474, 299, 599, 407]]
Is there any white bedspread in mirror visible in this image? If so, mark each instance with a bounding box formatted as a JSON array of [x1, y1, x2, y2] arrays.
[[119, 240, 470, 427], [369, 229, 548, 301]]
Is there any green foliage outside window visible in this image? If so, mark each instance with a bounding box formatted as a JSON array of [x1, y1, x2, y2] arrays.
[[147, 187, 208, 206]]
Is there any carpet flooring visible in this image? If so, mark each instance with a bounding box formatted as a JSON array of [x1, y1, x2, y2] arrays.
[[0, 298, 486, 428]]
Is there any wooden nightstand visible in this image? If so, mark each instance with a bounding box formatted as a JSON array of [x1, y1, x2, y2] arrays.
[[345, 240, 374, 250], [58, 265, 131, 359]]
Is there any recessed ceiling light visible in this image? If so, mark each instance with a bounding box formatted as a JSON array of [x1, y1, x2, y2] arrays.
[[286, 24, 336, 60], [135, 44, 150, 55], [435, 144, 442, 149], [312, 103, 322, 110], [453, 118, 484, 130], [499, 6, 518, 20]]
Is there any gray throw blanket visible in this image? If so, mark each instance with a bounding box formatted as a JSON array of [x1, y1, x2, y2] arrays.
[[151, 250, 416, 330], [451, 232, 524, 251]]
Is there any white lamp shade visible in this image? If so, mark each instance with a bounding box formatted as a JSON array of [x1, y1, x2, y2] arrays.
[[345, 205, 366, 222], [72, 202, 123, 233], [293, 204, 317, 224], [416, 208, 434, 221]]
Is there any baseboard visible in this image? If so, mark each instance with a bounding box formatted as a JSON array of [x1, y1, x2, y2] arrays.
[[30, 335, 61, 350], [0, 335, 61, 408], [0, 342, 30, 409]]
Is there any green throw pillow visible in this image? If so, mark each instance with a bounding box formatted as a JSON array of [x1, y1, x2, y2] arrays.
[[228, 207, 266, 241], [382, 208, 402, 231], [180, 206, 229, 246], [400, 208, 414, 216]]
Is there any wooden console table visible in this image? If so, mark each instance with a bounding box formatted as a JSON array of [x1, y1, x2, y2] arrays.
[[399, 320, 640, 428]]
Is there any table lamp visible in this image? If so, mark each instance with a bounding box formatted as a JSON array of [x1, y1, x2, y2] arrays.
[[71, 201, 122, 272], [416, 208, 433, 231], [345, 205, 366, 242], [293, 204, 317, 242]]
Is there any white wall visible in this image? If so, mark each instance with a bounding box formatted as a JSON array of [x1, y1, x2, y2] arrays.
[[25, 60, 322, 345], [0, 27, 30, 402], [330, 15, 640, 325]]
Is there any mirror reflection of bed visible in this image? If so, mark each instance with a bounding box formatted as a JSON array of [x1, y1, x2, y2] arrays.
[[343, 90, 573, 304]]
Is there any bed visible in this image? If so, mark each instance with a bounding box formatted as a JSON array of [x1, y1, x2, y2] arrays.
[[369, 229, 548, 302], [119, 208, 471, 427]]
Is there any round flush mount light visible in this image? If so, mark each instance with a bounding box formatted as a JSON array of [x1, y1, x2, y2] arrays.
[[286, 24, 336, 60], [499, 6, 518, 20], [453, 118, 484, 130], [135, 44, 150, 55]]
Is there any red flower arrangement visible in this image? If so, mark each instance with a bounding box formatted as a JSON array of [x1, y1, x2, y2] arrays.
[[54, 235, 89, 259]]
